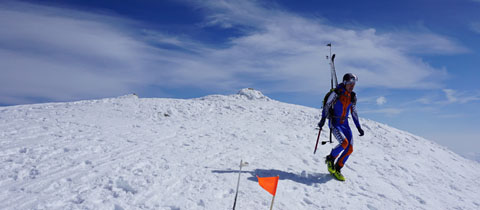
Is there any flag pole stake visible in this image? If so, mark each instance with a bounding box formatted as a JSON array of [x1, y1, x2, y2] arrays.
[[269, 195, 275, 210], [269, 175, 279, 210], [232, 160, 248, 210]]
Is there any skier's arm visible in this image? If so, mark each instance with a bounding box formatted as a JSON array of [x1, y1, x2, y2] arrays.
[[351, 103, 361, 129], [351, 94, 364, 136], [318, 92, 337, 128]]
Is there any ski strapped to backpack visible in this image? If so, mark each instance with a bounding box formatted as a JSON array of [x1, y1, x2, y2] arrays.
[[314, 43, 337, 153], [315, 43, 357, 148]]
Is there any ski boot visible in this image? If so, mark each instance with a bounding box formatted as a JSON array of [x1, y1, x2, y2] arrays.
[[325, 155, 336, 174], [333, 164, 345, 181]]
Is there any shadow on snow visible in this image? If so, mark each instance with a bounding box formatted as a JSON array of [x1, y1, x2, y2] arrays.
[[211, 169, 333, 185]]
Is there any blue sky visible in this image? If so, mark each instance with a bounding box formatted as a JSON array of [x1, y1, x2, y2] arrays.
[[1, 0, 479, 159]]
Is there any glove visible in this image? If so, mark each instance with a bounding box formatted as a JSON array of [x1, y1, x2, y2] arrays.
[[358, 128, 364, 136], [317, 118, 326, 129]]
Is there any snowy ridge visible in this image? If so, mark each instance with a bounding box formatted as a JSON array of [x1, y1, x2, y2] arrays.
[[0, 89, 479, 209]]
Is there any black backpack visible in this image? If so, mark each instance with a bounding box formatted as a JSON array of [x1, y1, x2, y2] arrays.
[[322, 87, 356, 119]]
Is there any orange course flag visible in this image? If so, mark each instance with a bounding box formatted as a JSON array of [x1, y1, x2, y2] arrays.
[[256, 175, 279, 196]]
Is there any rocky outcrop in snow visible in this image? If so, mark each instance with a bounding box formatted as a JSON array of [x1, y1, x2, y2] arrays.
[[237, 88, 270, 101]]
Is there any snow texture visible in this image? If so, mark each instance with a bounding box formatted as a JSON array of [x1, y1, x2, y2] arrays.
[[1, 88, 479, 209]]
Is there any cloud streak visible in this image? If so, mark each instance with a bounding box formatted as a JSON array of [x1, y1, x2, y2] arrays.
[[442, 89, 480, 104], [0, 2, 158, 104], [174, 0, 464, 91], [0, 0, 469, 105], [361, 108, 404, 116], [470, 22, 480, 34]]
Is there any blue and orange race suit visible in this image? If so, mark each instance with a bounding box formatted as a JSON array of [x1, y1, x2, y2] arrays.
[[320, 83, 362, 168]]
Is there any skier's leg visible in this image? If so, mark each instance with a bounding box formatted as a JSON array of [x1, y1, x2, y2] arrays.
[[329, 126, 348, 158], [336, 126, 353, 168]]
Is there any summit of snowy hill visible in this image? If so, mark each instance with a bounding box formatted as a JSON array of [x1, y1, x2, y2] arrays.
[[237, 88, 271, 101], [116, 93, 139, 99], [0, 91, 479, 209]]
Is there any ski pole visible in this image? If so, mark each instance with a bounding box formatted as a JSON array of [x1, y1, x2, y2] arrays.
[[313, 128, 322, 154], [329, 129, 333, 143]]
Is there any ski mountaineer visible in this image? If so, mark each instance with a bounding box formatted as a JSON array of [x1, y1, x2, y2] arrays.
[[318, 73, 364, 181]]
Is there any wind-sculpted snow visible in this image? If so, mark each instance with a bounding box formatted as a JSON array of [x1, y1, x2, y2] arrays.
[[0, 90, 479, 209]]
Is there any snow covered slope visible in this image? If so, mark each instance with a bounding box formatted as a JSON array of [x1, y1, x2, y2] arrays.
[[1, 89, 479, 210]]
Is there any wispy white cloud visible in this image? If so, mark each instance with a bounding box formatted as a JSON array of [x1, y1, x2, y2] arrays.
[[0, 0, 469, 105], [361, 108, 403, 116], [442, 89, 480, 104], [376, 96, 387, 105], [437, 113, 465, 119], [404, 89, 480, 106], [414, 97, 433, 105], [443, 89, 457, 103], [183, 0, 462, 90], [0, 1, 158, 104], [384, 32, 469, 54], [470, 22, 480, 34]]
